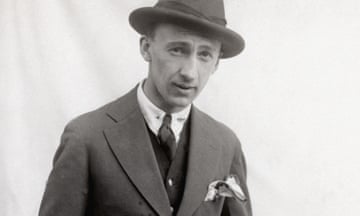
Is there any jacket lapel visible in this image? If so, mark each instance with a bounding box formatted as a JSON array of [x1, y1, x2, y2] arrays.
[[177, 107, 221, 216], [103, 88, 172, 216]]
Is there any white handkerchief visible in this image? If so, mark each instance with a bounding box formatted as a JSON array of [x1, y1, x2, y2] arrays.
[[204, 175, 246, 202]]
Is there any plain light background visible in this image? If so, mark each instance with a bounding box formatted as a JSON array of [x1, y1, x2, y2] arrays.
[[1, 0, 360, 215]]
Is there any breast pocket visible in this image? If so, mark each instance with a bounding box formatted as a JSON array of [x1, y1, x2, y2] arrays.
[[193, 197, 225, 216]]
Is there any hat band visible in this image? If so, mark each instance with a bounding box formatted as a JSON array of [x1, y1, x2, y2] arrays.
[[155, 1, 227, 26]]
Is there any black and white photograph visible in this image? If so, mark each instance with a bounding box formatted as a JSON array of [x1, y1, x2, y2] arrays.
[[1, 0, 359, 215]]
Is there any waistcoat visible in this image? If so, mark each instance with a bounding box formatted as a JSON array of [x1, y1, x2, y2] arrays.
[[147, 118, 191, 215]]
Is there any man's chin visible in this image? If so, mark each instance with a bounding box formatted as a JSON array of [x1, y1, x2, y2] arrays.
[[166, 97, 193, 112]]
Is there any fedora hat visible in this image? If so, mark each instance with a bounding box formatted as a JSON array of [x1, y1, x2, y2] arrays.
[[129, 0, 245, 58]]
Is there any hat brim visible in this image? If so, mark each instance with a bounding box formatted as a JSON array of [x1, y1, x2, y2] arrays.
[[129, 7, 245, 58]]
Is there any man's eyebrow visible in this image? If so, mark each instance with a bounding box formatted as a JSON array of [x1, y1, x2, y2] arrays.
[[165, 41, 218, 51], [198, 45, 217, 51], [165, 41, 189, 48]]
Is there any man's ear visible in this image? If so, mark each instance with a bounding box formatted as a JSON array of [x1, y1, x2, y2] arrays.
[[140, 36, 152, 62]]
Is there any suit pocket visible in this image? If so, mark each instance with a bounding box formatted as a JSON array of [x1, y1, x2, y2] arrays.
[[193, 197, 225, 216]]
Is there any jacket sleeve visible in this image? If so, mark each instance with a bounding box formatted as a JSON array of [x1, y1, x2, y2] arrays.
[[39, 123, 90, 216], [221, 138, 252, 216]]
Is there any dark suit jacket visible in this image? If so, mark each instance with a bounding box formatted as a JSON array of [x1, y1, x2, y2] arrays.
[[39, 86, 252, 216]]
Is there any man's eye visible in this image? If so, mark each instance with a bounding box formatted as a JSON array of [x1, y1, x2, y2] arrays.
[[169, 47, 185, 55], [199, 51, 213, 61]]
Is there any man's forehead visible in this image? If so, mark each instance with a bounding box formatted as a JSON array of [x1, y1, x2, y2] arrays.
[[152, 23, 221, 47]]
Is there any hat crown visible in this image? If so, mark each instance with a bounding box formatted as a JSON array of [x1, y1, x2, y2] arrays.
[[156, 0, 226, 26], [129, 0, 245, 58]]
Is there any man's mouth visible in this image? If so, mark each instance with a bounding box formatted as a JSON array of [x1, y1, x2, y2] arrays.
[[173, 83, 195, 90], [173, 83, 196, 94]]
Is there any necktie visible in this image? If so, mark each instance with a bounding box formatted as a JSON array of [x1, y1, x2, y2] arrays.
[[158, 114, 177, 160]]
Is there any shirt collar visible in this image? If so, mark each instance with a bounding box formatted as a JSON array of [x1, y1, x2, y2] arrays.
[[137, 79, 191, 143]]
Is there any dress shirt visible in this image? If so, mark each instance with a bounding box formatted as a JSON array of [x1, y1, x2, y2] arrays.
[[137, 80, 191, 143]]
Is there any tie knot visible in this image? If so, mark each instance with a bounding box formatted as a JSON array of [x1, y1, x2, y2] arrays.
[[162, 114, 172, 127]]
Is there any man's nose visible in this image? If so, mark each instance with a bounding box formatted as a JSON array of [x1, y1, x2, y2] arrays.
[[180, 55, 198, 81]]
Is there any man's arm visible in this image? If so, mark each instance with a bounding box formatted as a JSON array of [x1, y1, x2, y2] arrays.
[[39, 124, 89, 216], [221, 138, 252, 216]]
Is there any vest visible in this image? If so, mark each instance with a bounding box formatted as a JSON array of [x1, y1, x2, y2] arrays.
[[146, 118, 190, 215]]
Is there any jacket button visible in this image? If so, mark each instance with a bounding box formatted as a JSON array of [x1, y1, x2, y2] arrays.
[[170, 206, 174, 212], [168, 178, 173, 186]]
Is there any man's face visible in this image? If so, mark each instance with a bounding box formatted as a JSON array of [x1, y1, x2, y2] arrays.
[[141, 23, 222, 113]]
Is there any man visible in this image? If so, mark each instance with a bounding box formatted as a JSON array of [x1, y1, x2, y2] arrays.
[[39, 0, 252, 215]]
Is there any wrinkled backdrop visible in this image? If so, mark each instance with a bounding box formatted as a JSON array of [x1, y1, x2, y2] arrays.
[[1, 0, 360, 215]]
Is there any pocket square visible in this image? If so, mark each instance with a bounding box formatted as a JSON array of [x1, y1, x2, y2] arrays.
[[204, 175, 246, 202]]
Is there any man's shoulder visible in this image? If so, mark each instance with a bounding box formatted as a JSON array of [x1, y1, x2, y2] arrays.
[[65, 87, 138, 134], [192, 106, 240, 144]]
